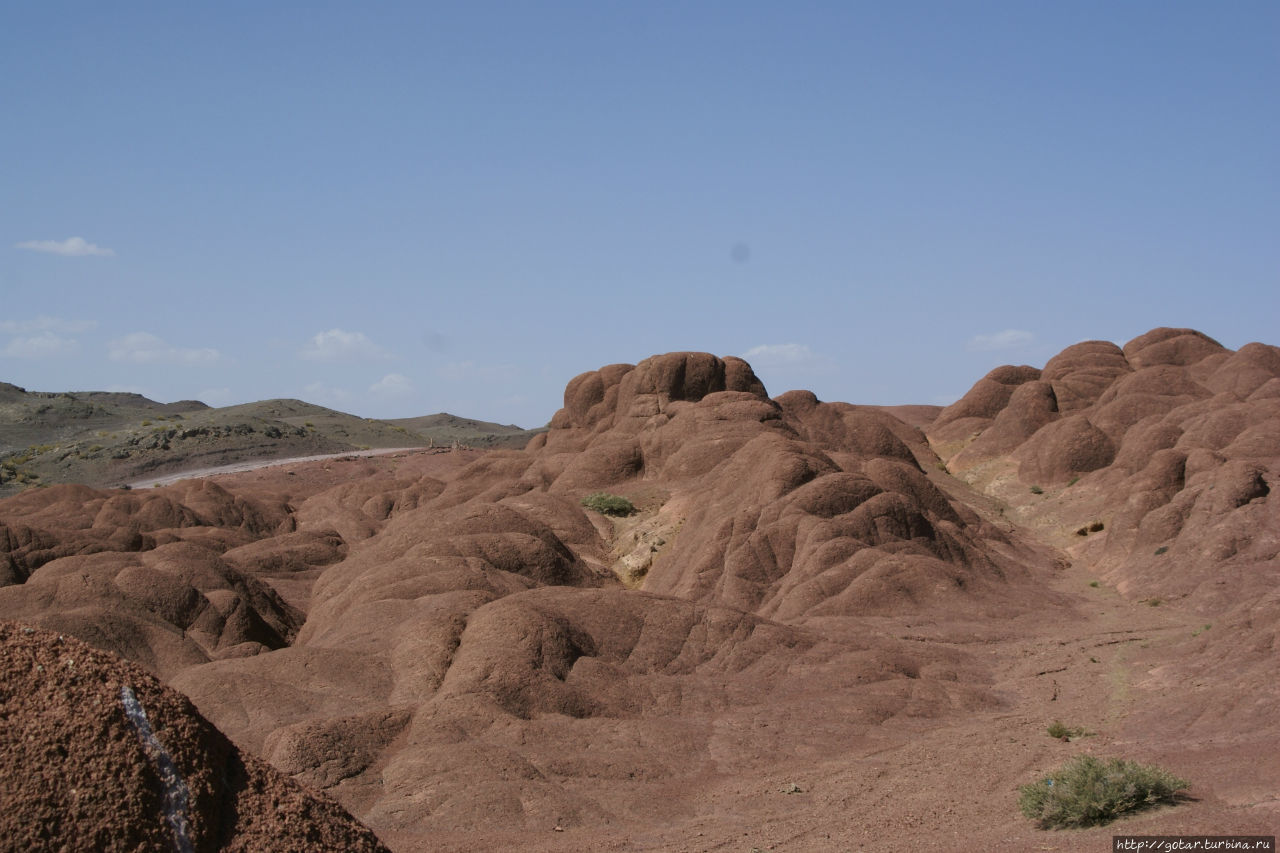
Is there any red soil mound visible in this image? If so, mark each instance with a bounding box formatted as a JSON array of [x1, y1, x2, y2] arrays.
[[0, 481, 304, 678], [0, 620, 388, 851], [930, 328, 1278, 604], [3, 352, 1039, 845], [155, 353, 1039, 841], [928, 328, 1280, 821], [3, 338, 1276, 850]]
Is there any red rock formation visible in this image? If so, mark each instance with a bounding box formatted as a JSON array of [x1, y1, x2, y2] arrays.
[[0, 621, 388, 851], [3, 334, 1276, 849]]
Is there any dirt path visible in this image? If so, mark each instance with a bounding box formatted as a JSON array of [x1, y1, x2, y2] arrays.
[[128, 447, 426, 488]]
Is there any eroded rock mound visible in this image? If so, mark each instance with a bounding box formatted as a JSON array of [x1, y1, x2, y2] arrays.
[[929, 328, 1279, 702], [0, 621, 388, 852], [11, 337, 1271, 848], [0, 482, 305, 677], [932, 328, 1277, 489], [0, 351, 1041, 844]]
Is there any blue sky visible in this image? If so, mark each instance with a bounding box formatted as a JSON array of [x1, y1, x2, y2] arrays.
[[3, 2, 1276, 427]]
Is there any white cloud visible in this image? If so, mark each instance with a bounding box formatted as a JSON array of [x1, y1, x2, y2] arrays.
[[15, 237, 115, 257], [0, 315, 96, 335], [299, 329, 391, 362], [370, 373, 412, 395], [742, 343, 817, 366], [108, 332, 221, 365], [2, 332, 79, 358], [304, 381, 353, 406], [967, 329, 1035, 351], [435, 361, 516, 383]]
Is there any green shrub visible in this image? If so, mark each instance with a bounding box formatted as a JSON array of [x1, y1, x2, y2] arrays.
[[1067, 476, 1080, 486], [1019, 755, 1187, 829], [1030, 485, 1044, 495], [1154, 546, 1169, 556], [581, 492, 636, 516]]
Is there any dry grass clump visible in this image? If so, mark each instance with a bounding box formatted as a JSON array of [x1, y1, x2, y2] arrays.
[[1045, 720, 1091, 740]]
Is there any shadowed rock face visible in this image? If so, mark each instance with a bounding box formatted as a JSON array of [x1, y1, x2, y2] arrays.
[[2, 335, 1277, 849]]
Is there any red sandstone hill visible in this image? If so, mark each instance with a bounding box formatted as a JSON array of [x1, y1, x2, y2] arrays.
[[1, 329, 1276, 851]]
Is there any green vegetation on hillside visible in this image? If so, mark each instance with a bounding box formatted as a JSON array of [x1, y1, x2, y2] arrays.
[[0, 382, 542, 494], [1018, 755, 1187, 828], [581, 492, 637, 516]]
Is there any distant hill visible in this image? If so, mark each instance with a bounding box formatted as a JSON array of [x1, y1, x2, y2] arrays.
[[0, 383, 543, 494], [387, 413, 541, 448]]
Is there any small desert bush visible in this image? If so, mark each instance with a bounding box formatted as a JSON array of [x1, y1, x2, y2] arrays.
[[1030, 485, 1044, 495], [581, 492, 636, 516], [1046, 720, 1091, 739], [1018, 755, 1187, 829]]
